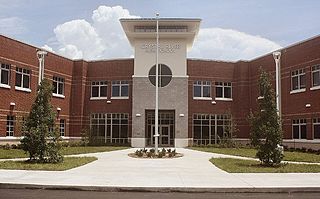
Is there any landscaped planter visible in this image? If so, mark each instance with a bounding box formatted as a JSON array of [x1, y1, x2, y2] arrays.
[[128, 148, 183, 159]]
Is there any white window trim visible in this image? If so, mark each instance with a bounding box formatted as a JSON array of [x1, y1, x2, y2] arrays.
[[310, 85, 320, 91], [290, 88, 306, 94], [15, 86, 31, 93], [90, 96, 108, 100], [111, 96, 129, 100], [292, 120, 307, 139], [0, 83, 10, 89], [215, 97, 233, 101], [53, 93, 65, 98], [193, 97, 212, 100], [311, 65, 320, 88], [313, 119, 320, 139], [291, 69, 306, 91]]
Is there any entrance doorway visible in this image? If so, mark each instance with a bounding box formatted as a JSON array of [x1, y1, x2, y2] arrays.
[[146, 110, 175, 147]]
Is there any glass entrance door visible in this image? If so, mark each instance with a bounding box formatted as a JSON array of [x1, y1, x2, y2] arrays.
[[151, 125, 171, 147]]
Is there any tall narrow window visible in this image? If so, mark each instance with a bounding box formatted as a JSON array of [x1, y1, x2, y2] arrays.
[[91, 81, 108, 99], [60, 119, 65, 137], [15, 67, 30, 90], [215, 82, 232, 99], [313, 118, 320, 139], [193, 81, 211, 99], [6, 115, 14, 137], [292, 119, 307, 139], [291, 69, 306, 92], [112, 81, 129, 98], [53, 76, 64, 96], [312, 65, 320, 88], [0, 63, 10, 87]]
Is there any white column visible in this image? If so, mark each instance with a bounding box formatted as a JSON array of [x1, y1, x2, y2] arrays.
[[36, 50, 48, 85], [154, 13, 160, 154], [273, 51, 281, 118]]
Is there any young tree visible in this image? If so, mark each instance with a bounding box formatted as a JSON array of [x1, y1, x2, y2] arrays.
[[248, 68, 283, 166], [21, 78, 63, 163]]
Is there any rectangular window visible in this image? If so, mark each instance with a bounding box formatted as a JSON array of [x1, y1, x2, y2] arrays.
[[193, 81, 211, 99], [15, 67, 30, 89], [291, 69, 306, 91], [292, 119, 307, 139], [91, 81, 108, 99], [215, 82, 232, 99], [0, 63, 10, 86], [193, 114, 231, 145], [112, 80, 129, 98], [90, 113, 129, 144], [6, 115, 15, 136], [60, 119, 65, 137], [53, 76, 64, 96], [313, 118, 320, 139], [312, 65, 320, 88]]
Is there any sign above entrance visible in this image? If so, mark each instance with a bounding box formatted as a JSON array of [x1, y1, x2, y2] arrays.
[[141, 43, 180, 53]]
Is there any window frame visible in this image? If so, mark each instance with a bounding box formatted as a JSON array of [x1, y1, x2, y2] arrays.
[[290, 69, 306, 94], [313, 118, 320, 139], [111, 80, 129, 99], [90, 81, 108, 100], [6, 115, 15, 137], [60, 119, 65, 137], [193, 81, 212, 100], [15, 67, 31, 92], [53, 76, 65, 98], [0, 63, 10, 89], [311, 65, 320, 90], [215, 82, 232, 101], [292, 119, 307, 139]]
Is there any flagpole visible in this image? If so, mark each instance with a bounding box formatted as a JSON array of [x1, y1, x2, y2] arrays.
[[155, 13, 159, 154]]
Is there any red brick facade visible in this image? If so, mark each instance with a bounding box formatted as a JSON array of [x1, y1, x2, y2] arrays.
[[0, 34, 320, 145]]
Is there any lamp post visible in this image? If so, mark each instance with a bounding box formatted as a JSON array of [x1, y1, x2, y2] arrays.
[[154, 13, 160, 154], [36, 50, 48, 85], [273, 51, 281, 119]]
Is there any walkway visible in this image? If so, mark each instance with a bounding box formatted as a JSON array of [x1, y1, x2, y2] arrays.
[[0, 148, 320, 189]]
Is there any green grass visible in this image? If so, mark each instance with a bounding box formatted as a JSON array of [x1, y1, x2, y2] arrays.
[[210, 158, 320, 173], [191, 147, 320, 163], [0, 157, 97, 171], [0, 146, 129, 159]]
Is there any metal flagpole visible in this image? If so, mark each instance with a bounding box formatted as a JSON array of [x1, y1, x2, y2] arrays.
[[155, 13, 160, 154]]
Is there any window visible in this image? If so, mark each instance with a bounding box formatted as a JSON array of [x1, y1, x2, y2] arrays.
[[215, 82, 232, 99], [15, 67, 30, 90], [292, 119, 307, 139], [112, 81, 129, 98], [53, 76, 64, 96], [291, 69, 306, 92], [193, 81, 211, 99], [0, 63, 10, 87], [148, 64, 172, 87], [193, 114, 231, 145], [91, 81, 108, 99], [90, 113, 129, 144], [312, 65, 320, 88], [313, 118, 320, 139], [60, 119, 65, 137], [6, 115, 15, 137]]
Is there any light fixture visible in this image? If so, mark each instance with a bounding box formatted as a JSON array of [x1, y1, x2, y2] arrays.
[[136, 113, 141, 117], [57, 107, 61, 111], [179, 113, 184, 117], [107, 100, 111, 104], [10, 102, 15, 106], [211, 101, 216, 105], [306, 104, 311, 108]]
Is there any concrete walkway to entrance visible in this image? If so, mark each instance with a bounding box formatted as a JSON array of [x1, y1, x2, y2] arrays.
[[0, 148, 320, 189]]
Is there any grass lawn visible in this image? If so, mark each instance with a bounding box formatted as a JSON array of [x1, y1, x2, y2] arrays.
[[210, 158, 320, 173], [0, 157, 97, 171], [0, 146, 129, 159], [191, 147, 320, 163]]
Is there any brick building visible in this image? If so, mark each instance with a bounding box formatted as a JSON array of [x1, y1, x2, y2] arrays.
[[0, 18, 319, 148]]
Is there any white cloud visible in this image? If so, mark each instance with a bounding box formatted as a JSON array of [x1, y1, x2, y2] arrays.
[[48, 5, 281, 61], [189, 28, 281, 61], [0, 17, 26, 36], [41, 44, 55, 53]]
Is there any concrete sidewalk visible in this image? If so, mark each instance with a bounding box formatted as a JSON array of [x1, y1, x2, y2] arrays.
[[0, 148, 319, 191]]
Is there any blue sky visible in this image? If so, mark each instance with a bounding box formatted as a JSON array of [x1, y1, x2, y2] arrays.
[[0, 0, 320, 61]]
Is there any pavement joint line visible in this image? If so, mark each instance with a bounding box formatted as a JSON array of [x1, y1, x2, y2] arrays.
[[1, 183, 320, 193]]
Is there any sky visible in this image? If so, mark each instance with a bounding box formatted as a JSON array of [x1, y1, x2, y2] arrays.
[[0, 0, 319, 61]]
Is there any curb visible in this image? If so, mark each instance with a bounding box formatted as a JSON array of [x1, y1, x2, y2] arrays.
[[1, 183, 320, 193]]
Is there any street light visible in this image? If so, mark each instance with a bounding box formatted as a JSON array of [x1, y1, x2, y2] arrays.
[[273, 51, 281, 119], [154, 13, 160, 154], [36, 50, 48, 85]]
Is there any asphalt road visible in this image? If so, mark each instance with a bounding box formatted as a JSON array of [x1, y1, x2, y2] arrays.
[[1, 189, 319, 199]]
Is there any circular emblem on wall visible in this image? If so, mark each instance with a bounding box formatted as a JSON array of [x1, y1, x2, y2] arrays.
[[148, 64, 172, 87]]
